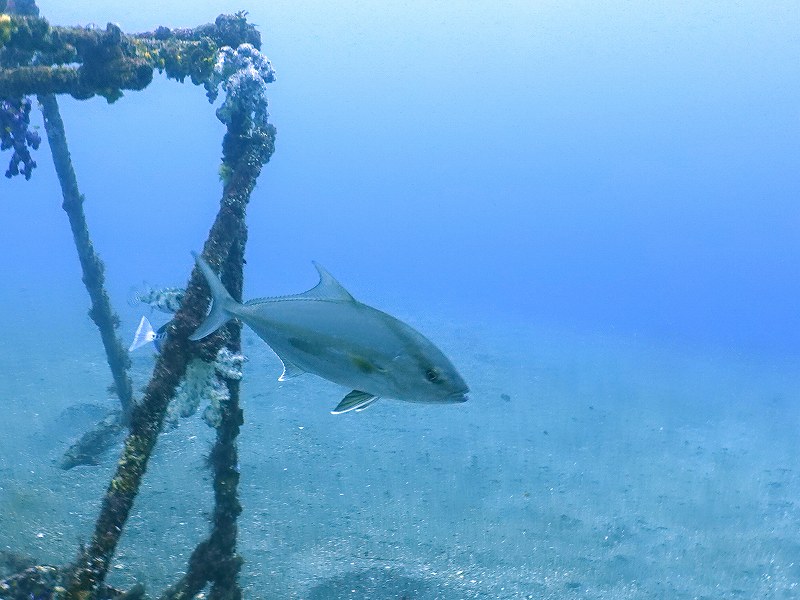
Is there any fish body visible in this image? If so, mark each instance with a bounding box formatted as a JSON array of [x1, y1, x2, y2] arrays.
[[133, 286, 185, 313], [190, 253, 468, 413]]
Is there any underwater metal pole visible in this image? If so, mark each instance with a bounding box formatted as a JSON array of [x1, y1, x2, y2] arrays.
[[159, 246, 247, 600], [4, 0, 135, 468], [38, 93, 136, 423], [207, 237, 247, 600], [158, 110, 276, 600], [64, 106, 276, 599], [6, 0, 136, 426]]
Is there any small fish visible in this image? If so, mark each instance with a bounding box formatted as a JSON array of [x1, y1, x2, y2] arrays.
[[128, 316, 168, 352], [189, 253, 469, 414], [132, 285, 186, 314]]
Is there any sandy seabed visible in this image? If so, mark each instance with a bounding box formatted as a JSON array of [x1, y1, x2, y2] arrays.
[[1, 298, 799, 599]]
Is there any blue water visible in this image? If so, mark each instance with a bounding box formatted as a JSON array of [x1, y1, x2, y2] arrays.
[[1, 1, 799, 597]]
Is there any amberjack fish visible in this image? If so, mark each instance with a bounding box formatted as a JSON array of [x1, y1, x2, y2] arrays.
[[189, 253, 469, 414]]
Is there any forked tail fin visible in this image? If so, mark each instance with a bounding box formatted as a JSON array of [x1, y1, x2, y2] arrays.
[[189, 252, 238, 341], [129, 316, 157, 351]]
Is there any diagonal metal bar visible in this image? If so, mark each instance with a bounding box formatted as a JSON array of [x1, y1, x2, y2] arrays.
[[38, 93, 136, 423], [64, 120, 275, 599]]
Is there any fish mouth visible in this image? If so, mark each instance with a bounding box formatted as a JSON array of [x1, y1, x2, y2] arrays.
[[445, 392, 469, 403]]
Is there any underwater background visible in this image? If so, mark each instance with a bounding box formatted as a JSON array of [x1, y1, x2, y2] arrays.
[[1, 0, 799, 598]]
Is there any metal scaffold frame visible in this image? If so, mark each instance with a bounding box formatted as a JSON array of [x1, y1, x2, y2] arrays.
[[0, 1, 276, 597]]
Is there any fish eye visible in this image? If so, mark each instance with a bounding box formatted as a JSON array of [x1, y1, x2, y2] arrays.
[[425, 367, 441, 383]]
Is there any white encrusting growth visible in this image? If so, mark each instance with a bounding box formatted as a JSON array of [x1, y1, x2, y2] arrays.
[[204, 43, 276, 129], [167, 347, 247, 429]]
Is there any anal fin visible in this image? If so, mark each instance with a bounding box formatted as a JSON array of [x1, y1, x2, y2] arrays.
[[278, 358, 306, 381], [331, 390, 379, 415]]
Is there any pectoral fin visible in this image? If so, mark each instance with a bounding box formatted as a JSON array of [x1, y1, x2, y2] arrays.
[[331, 390, 379, 415]]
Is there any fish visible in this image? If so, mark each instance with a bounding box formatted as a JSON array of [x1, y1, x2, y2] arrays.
[[130, 285, 186, 314], [128, 316, 169, 352], [189, 253, 469, 414]]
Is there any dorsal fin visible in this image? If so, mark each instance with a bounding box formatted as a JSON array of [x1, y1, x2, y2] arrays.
[[245, 262, 355, 306], [309, 262, 355, 301]]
